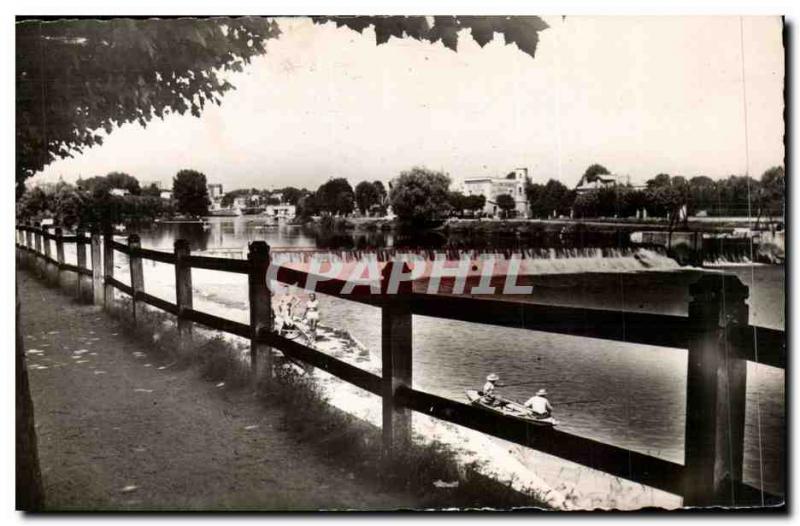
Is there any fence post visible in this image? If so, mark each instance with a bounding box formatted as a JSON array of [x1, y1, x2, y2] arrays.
[[14, 226, 21, 266], [33, 224, 43, 278], [90, 228, 104, 306], [76, 228, 88, 301], [174, 239, 193, 356], [103, 230, 115, 310], [25, 225, 33, 268], [42, 226, 54, 283], [128, 234, 145, 324], [248, 241, 273, 384], [55, 227, 65, 288], [380, 260, 413, 458], [683, 274, 749, 507]]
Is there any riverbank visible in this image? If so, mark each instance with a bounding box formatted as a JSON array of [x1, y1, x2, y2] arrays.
[[19, 272, 422, 511]]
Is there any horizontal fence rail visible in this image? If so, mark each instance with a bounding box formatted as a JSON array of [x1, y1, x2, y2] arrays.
[[15, 223, 784, 507], [408, 294, 693, 349], [133, 247, 177, 264]]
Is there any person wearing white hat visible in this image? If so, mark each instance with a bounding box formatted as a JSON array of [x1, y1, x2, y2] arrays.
[[481, 373, 501, 405], [524, 388, 553, 418]]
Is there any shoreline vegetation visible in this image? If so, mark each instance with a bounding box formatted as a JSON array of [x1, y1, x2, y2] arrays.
[[303, 214, 784, 233], [91, 291, 549, 510]]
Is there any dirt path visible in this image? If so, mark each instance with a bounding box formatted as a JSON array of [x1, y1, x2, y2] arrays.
[[19, 272, 419, 511]]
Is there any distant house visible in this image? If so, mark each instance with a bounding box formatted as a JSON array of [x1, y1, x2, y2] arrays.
[[110, 187, 130, 197], [575, 173, 631, 194], [207, 183, 224, 199], [460, 168, 529, 217], [159, 190, 173, 200], [265, 204, 296, 219]]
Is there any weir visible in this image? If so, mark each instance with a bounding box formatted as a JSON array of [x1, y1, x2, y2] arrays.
[[15, 223, 785, 507]]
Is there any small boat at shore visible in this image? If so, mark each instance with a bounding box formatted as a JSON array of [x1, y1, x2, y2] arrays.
[[465, 389, 559, 427]]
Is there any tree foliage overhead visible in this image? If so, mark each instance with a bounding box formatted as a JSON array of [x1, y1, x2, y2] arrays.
[[312, 16, 548, 58], [16, 17, 282, 197], [17, 16, 549, 198]]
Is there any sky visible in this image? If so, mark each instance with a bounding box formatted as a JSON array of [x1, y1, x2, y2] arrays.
[[31, 15, 785, 191]]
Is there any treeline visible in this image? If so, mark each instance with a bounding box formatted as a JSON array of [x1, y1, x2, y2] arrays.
[[219, 187, 309, 208], [293, 169, 488, 224], [528, 166, 785, 223], [16, 169, 212, 228]]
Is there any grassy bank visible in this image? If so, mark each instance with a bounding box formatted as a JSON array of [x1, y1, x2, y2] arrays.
[[100, 295, 548, 510]]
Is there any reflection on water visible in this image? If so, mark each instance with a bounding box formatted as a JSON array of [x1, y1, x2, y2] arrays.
[[129, 217, 785, 496]]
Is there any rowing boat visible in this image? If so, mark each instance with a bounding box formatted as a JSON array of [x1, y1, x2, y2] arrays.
[[465, 389, 559, 427]]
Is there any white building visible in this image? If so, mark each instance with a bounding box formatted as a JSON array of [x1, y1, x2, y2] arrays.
[[265, 204, 296, 219], [208, 183, 224, 199], [460, 167, 529, 217], [110, 187, 130, 197], [159, 190, 173, 200]]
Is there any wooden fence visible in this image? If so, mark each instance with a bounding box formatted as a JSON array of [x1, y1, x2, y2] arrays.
[[15, 223, 785, 507]]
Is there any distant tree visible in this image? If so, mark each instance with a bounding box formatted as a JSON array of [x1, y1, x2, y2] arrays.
[[296, 193, 319, 219], [51, 183, 85, 228], [527, 179, 572, 218], [277, 186, 306, 206], [354, 181, 381, 215], [572, 191, 599, 218], [335, 191, 355, 216], [464, 194, 486, 215], [582, 164, 610, 184], [760, 166, 785, 218], [316, 178, 355, 216], [647, 173, 672, 189], [389, 167, 451, 226], [105, 171, 140, 194], [76, 175, 111, 194], [16, 187, 51, 222], [495, 193, 516, 219], [448, 191, 467, 216], [172, 169, 210, 217], [373, 181, 388, 204], [142, 183, 162, 197], [688, 175, 716, 215]]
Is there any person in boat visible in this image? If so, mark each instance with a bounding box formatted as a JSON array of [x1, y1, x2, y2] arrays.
[[524, 388, 553, 418], [304, 292, 320, 340], [481, 373, 504, 406], [276, 295, 299, 334]]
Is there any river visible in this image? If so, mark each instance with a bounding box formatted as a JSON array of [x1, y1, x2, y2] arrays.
[[86, 216, 785, 503]]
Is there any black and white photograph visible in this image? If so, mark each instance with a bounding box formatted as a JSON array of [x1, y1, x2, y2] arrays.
[[14, 12, 787, 513]]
